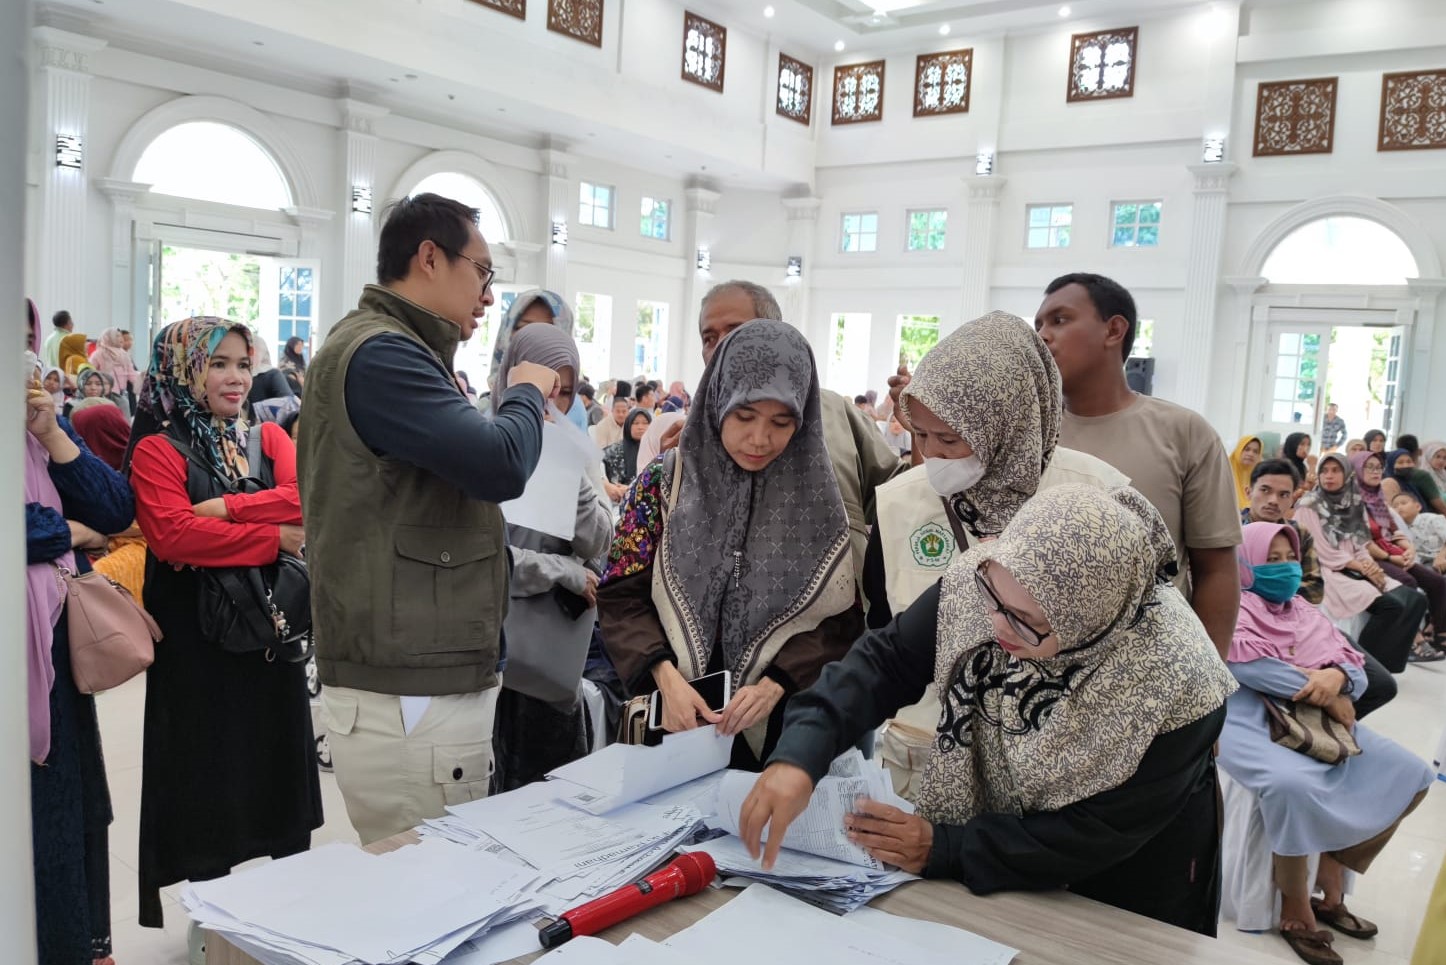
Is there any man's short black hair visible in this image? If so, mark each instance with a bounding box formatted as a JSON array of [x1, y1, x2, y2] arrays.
[[853, 395, 869, 405], [1398, 433, 1419, 454], [578, 382, 595, 401], [1044, 272, 1138, 360], [1251, 458, 1301, 488], [376, 193, 479, 285], [52, 310, 72, 329]]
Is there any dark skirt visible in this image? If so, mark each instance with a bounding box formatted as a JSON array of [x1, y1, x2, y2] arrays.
[[139, 561, 322, 927], [31, 616, 113, 965]]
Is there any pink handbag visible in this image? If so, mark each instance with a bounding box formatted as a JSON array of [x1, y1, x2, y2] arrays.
[[57, 564, 161, 694]]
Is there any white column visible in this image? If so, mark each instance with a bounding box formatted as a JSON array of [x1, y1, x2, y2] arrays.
[[1405, 278, 1446, 437], [338, 99, 387, 330], [677, 183, 720, 390], [780, 196, 820, 348], [539, 146, 575, 297], [958, 175, 1007, 328], [1223, 275, 1267, 437], [4, 2, 38, 962], [1176, 162, 1238, 414], [94, 178, 150, 343], [32, 26, 105, 324]]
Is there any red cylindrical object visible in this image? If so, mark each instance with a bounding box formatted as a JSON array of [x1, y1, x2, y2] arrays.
[[538, 852, 717, 948]]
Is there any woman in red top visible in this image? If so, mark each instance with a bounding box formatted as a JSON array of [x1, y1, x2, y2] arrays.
[[124, 317, 321, 933]]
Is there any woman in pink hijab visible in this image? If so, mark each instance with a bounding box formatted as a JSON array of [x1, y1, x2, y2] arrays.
[[90, 327, 141, 412]]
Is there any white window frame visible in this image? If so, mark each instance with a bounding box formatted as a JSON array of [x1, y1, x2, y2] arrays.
[[1025, 203, 1073, 250], [906, 209, 948, 252], [841, 212, 879, 253], [579, 181, 615, 229], [1109, 200, 1162, 248], [640, 196, 671, 241]]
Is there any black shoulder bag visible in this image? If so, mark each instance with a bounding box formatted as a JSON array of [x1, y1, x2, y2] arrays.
[[167, 427, 312, 662]]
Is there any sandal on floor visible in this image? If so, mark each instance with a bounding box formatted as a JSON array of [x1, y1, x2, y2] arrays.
[[1312, 898, 1379, 939], [1279, 926, 1342, 965], [1409, 641, 1446, 663]]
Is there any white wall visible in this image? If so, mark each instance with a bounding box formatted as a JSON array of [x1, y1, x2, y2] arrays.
[[24, 0, 1446, 445]]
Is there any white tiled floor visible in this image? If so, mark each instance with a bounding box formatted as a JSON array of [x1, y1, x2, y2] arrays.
[[93, 663, 1446, 965]]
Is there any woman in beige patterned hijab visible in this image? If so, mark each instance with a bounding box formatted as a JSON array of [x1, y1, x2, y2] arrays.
[[739, 484, 1236, 936]]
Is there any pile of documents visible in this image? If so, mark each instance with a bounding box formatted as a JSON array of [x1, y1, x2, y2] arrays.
[[681, 749, 921, 913], [180, 839, 542, 965], [528, 884, 1017, 965]]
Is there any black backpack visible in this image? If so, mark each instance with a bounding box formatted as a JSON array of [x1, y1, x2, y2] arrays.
[[166, 427, 312, 663]]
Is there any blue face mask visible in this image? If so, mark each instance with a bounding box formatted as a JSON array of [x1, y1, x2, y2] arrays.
[[1250, 561, 1302, 603], [564, 397, 589, 433]]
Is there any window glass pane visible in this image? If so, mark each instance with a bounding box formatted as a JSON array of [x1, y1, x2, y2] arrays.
[[1050, 206, 1072, 227], [1272, 401, 1296, 423], [296, 294, 312, 317], [1114, 204, 1137, 226], [1113, 227, 1136, 247], [1137, 226, 1159, 246], [862, 214, 878, 232], [1055, 226, 1071, 247], [1028, 206, 1049, 227], [1028, 227, 1048, 248], [133, 121, 292, 209], [1139, 202, 1162, 224], [580, 183, 592, 204], [280, 266, 295, 289], [295, 268, 313, 292], [279, 293, 294, 316], [1279, 333, 1301, 353], [1274, 377, 1297, 400], [843, 214, 860, 232]]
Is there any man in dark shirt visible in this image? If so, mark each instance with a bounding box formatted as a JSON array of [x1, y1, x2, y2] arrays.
[[300, 193, 558, 843], [1243, 458, 1396, 718]]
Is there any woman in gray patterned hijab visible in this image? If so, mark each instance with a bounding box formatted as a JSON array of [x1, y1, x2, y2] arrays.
[[597, 319, 859, 768]]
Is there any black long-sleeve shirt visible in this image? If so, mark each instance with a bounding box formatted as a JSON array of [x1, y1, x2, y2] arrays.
[[768, 583, 1227, 935], [344, 333, 544, 503]]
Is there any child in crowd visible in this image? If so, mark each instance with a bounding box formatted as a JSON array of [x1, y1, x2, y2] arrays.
[[1391, 492, 1446, 573]]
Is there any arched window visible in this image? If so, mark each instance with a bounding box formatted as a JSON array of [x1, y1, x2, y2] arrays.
[[133, 121, 293, 210], [408, 172, 510, 244], [1262, 216, 1419, 285]]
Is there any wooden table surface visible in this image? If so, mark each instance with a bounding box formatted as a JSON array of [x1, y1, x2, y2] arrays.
[[207, 831, 1286, 965]]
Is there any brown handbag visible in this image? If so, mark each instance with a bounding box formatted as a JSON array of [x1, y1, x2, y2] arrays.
[[57, 564, 161, 694], [1260, 696, 1361, 765]]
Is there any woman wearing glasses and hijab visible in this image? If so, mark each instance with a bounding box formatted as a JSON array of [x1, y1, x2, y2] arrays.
[[740, 485, 1237, 936]]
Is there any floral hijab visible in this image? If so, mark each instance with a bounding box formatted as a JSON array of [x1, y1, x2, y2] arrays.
[[488, 289, 575, 394], [899, 311, 1061, 539], [1350, 450, 1395, 534], [1297, 452, 1372, 547], [129, 316, 253, 481], [918, 485, 1234, 823]]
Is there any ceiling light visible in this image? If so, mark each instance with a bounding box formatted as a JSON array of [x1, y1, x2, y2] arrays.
[[1058, 5, 1070, 16], [939, 24, 950, 35], [763, 5, 774, 16], [834, 40, 846, 52]]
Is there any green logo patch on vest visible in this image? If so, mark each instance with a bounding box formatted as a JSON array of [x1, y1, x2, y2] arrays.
[[910, 522, 953, 568]]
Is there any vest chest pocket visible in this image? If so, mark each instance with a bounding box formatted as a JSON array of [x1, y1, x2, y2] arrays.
[[392, 524, 502, 654]]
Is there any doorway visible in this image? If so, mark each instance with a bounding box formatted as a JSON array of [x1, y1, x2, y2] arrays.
[[1256, 321, 1406, 447], [156, 244, 320, 370]]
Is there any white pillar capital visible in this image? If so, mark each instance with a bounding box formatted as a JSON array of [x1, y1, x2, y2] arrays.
[[94, 178, 151, 207], [338, 98, 388, 134], [32, 26, 106, 73], [1188, 162, 1237, 193], [284, 205, 335, 226], [782, 196, 821, 221], [1224, 275, 1268, 297], [965, 175, 1007, 201], [540, 147, 576, 180], [685, 186, 721, 216]]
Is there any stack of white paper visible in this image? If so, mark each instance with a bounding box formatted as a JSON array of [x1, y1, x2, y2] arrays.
[[180, 840, 543, 965], [546, 725, 733, 815], [664, 884, 1017, 965], [445, 780, 707, 916], [684, 750, 921, 913]]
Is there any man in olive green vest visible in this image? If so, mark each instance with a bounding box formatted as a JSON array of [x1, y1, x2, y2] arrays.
[[298, 193, 558, 844]]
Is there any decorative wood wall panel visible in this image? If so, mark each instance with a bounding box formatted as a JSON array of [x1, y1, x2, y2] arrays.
[[776, 53, 813, 125], [466, 0, 526, 21], [1253, 77, 1338, 157], [914, 49, 972, 117], [832, 60, 885, 125], [547, 0, 603, 47], [1379, 70, 1446, 151], [681, 11, 726, 93], [1067, 27, 1136, 102]]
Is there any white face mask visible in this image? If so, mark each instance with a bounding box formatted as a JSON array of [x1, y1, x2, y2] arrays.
[[925, 454, 986, 497]]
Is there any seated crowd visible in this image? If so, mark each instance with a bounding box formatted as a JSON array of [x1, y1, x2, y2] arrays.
[[21, 193, 1442, 965]]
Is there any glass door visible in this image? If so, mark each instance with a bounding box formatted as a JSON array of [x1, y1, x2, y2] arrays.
[[1260, 322, 1332, 442]]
